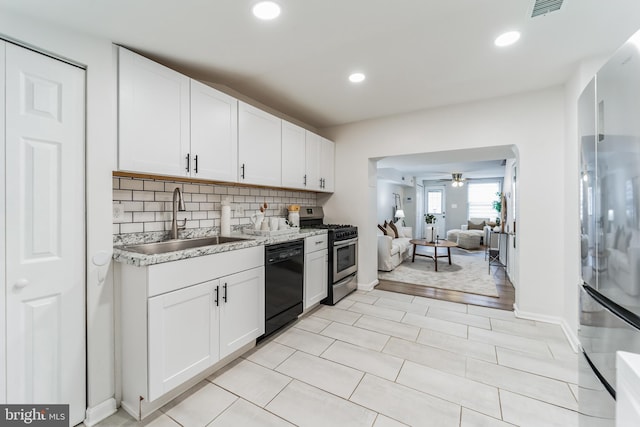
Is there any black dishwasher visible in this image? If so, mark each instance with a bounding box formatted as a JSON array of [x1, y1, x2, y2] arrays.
[[261, 240, 304, 340]]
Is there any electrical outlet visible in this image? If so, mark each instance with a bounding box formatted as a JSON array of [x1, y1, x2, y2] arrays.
[[113, 204, 125, 221]]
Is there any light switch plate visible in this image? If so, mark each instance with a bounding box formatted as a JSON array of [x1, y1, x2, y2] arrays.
[[113, 204, 125, 221]]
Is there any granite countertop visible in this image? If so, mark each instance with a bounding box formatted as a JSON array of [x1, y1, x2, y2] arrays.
[[113, 228, 328, 267]]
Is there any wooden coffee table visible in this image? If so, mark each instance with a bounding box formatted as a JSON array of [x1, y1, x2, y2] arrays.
[[410, 239, 457, 272]]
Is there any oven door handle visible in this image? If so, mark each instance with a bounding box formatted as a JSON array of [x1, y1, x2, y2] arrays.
[[334, 237, 358, 248]]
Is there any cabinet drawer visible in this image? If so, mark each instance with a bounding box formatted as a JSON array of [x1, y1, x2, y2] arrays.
[[305, 234, 327, 254], [148, 245, 264, 297]]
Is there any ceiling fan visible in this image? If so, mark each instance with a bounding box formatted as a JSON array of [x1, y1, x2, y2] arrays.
[[436, 172, 470, 187]]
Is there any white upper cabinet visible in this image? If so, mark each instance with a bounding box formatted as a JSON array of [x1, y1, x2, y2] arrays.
[[118, 48, 333, 191], [190, 80, 238, 181], [305, 131, 321, 191], [320, 137, 335, 192], [281, 121, 307, 189], [118, 47, 190, 176], [305, 133, 334, 192], [238, 102, 282, 187]]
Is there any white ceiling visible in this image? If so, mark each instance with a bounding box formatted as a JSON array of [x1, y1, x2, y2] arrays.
[[1, 0, 640, 129], [377, 146, 514, 181]]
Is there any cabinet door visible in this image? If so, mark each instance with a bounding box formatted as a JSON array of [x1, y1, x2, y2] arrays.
[[118, 47, 190, 176], [304, 250, 328, 309], [148, 280, 218, 401], [320, 137, 335, 192], [219, 267, 265, 359], [305, 131, 321, 191], [190, 80, 238, 182], [281, 121, 307, 189], [238, 102, 282, 186]]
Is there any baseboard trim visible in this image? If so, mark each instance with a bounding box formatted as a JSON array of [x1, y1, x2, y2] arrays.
[[358, 279, 378, 292], [84, 397, 117, 426], [513, 304, 580, 353]]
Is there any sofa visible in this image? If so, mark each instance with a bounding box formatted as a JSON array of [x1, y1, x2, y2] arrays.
[[446, 218, 493, 249], [377, 226, 413, 271]]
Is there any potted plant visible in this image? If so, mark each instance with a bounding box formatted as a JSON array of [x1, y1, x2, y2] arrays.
[[424, 214, 437, 242], [492, 192, 502, 224]]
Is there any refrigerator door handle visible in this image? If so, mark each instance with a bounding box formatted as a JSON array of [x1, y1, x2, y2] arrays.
[[583, 284, 640, 330]]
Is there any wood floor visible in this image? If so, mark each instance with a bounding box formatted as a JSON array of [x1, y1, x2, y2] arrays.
[[376, 247, 516, 311]]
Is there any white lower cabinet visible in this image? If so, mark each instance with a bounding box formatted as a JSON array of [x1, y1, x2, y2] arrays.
[[304, 234, 328, 310], [148, 280, 218, 401], [117, 246, 265, 419], [219, 267, 265, 358]]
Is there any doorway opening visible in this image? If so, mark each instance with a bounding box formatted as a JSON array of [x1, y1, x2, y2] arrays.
[[374, 146, 518, 310]]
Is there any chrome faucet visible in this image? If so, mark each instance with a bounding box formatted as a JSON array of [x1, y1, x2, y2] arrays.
[[171, 187, 186, 240]]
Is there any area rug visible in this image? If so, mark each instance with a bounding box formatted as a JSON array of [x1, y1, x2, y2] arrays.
[[378, 249, 499, 297]]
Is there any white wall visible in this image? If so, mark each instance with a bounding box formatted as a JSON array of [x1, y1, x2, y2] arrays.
[[322, 87, 568, 319], [376, 180, 405, 224], [0, 11, 118, 421]]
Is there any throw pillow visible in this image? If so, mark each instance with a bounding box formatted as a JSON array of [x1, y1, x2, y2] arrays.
[[377, 223, 387, 235], [468, 220, 485, 230], [388, 222, 400, 238], [384, 224, 395, 237]]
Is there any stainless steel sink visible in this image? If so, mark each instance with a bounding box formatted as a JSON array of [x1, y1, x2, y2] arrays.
[[121, 236, 251, 255]]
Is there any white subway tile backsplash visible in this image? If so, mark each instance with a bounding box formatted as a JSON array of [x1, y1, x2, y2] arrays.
[[183, 184, 200, 193], [165, 182, 182, 192], [114, 190, 132, 200], [132, 191, 154, 201], [121, 223, 144, 233], [144, 202, 163, 211], [133, 212, 155, 222], [120, 179, 144, 190], [155, 192, 173, 202], [113, 177, 317, 235], [192, 211, 207, 220], [144, 222, 165, 232], [143, 181, 165, 192], [122, 201, 144, 212]]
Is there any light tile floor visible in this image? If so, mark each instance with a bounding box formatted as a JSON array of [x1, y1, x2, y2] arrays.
[[97, 289, 581, 427]]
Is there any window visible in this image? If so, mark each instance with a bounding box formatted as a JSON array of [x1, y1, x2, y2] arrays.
[[467, 181, 501, 219], [426, 190, 443, 214]]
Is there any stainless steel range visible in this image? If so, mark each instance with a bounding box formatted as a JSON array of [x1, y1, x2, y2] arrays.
[[300, 206, 358, 305]]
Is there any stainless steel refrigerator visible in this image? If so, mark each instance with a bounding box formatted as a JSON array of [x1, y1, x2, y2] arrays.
[[579, 29, 640, 426]]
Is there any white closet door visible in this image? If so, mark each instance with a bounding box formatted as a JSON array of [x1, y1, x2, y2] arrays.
[[0, 40, 5, 405], [4, 43, 86, 425]]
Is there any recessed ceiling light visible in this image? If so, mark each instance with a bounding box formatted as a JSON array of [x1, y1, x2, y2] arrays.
[[495, 31, 521, 47], [349, 73, 366, 83], [252, 1, 281, 20]]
